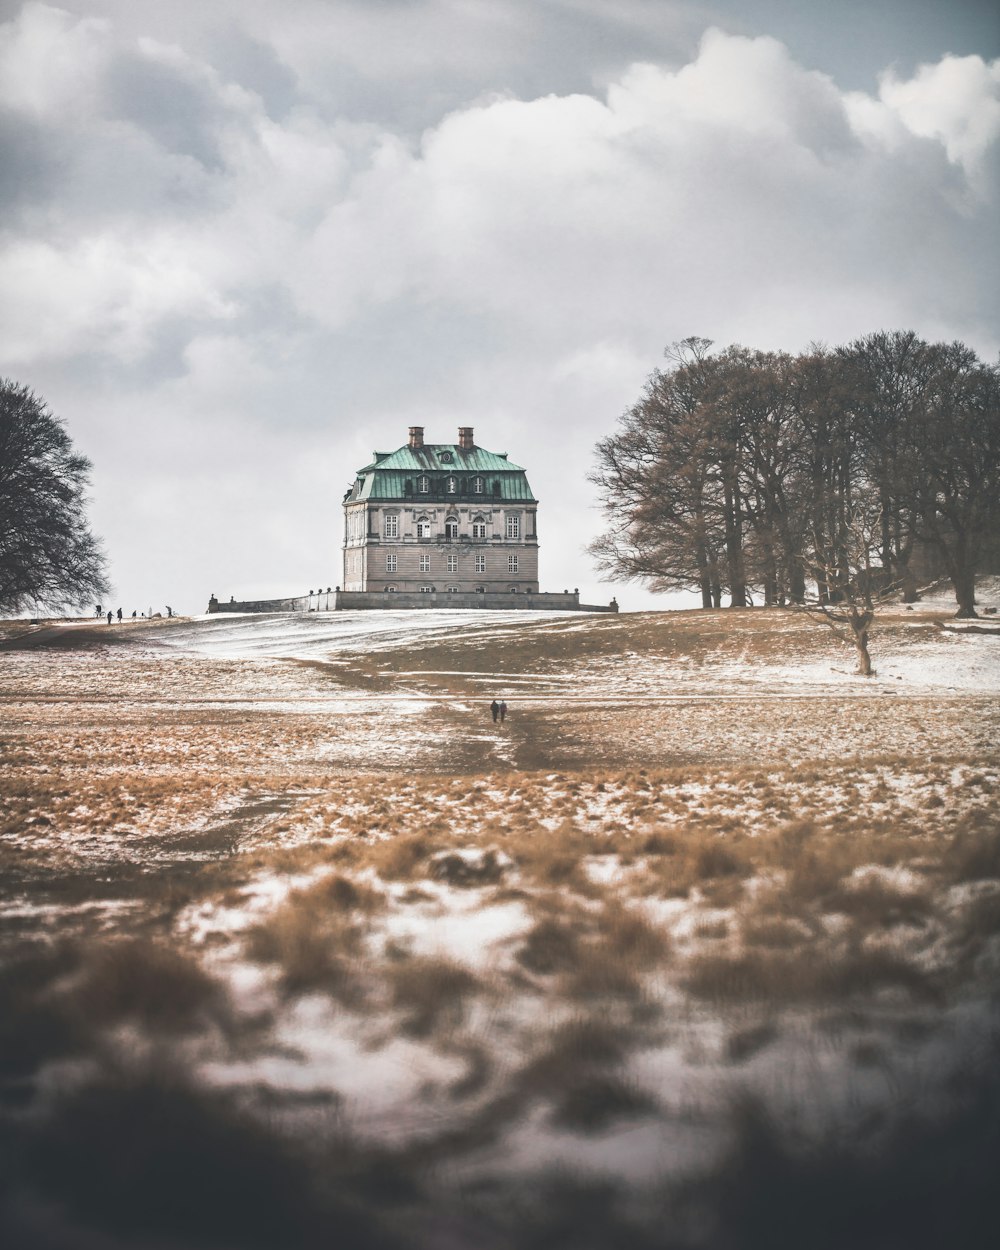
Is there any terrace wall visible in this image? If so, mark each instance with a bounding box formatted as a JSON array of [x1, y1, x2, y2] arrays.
[[207, 590, 618, 614]]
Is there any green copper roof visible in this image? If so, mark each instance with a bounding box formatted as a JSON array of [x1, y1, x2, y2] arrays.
[[347, 442, 537, 504], [359, 444, 525, 473]]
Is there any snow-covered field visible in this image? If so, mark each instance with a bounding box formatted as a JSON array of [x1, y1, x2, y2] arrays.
[[1, 600, 998, 1248]]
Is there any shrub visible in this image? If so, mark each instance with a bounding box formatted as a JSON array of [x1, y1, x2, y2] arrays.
[[389, 956, 481, 1037], [75, 940, 229, 1036], [549, 1074, 658, 1133], [516, 917, 582, 975]]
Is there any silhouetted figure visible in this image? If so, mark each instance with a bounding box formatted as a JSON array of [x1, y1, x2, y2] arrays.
[[166, 606, 173, 618], [499, 700, 507, 724], [116, 607, 123, 623], [106, 611, 112, 625], [490, 699, 499, 723], [95, 604, 102, 618], [131, 610, 137, 618]]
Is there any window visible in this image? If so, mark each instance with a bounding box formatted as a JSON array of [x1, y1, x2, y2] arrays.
[[445, 516, 459, 539], [417, 475, 430, 493], [447, 555, 457, 573], [508, 554, 519, 573], [384, 513, 398, 538], [385, 553, 397, 572], [506, 514, 520, 539], [472, 476, 484, 494], [475, 555, 486, 573], [384, 585, 396, 592], [419, 586, 433, 593], [475, 585, 485, 593], [471, 516, 487, 539], [416, 519, 432, 538], [509, 587, 518, 593], [446, 476, 457, 494], [446, 586, 460, 593], [419, 554, 430, 572]]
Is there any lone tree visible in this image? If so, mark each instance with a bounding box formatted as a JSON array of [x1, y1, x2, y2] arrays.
[[796, 502, 899, 677], [0, 380, 109, 616]]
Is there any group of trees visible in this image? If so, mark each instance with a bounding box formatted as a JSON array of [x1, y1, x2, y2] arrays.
[[0, 380, 109, 616], [590, 332, 1000, 619]]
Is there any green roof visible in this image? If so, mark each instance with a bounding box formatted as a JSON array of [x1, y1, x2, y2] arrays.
[[347, 442, 536, 504], [359, 444, 524, 474]]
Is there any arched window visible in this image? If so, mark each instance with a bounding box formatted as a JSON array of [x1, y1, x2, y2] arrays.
[[416, 516, 432, 539], [445, 515, 459, 539], [417, 475, 430, 493], [472, 476, 484, 494], [471, 514, 488, 539]]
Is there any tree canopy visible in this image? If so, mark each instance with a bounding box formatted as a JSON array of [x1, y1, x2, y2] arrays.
[[0, 380, 110, 616], [589, 333, 1000, 618]]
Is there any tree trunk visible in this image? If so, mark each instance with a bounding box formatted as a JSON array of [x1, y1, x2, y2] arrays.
[[695, 537, 713, 608], [953, 567, 978, 618], [722, 475, 747, 607], [851, 608, 874, 676], [899, 563, 919, 604], [854, 631, 873, 677]]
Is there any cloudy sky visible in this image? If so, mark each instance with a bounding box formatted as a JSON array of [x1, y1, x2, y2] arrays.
[[1, 0, 998, 613]]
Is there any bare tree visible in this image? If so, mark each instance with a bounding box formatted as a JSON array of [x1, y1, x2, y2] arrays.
[[0, 380, 110, 615], [908, 349, 1000, 618], [796, 503, 897, 677], [589, 334, 999, 615]]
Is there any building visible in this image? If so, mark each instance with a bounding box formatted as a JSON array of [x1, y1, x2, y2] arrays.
[[342, 426, 539, 596], [205, 425, 618, 613]]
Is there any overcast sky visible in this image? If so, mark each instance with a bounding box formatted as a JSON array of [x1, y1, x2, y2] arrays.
[[1, 0, 998, 614]]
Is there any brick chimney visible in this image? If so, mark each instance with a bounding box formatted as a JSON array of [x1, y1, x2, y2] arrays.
[[458, 426, 474, 450], [408, 426, 424, 448]]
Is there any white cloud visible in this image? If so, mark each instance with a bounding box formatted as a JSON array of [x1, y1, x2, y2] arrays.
[[881, 54, 1000, 173], [0, 4, 996, 610], [0, 2, 110, 118]]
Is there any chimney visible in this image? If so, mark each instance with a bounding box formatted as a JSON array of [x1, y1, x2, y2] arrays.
[[408, 426, 424, 449], [458, 426, 474, 450]]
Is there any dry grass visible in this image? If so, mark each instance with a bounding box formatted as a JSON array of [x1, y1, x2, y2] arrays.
[[246, 873, 385, 1000], [2, 609, 999, 1247], [388, 955, 482, 1037]]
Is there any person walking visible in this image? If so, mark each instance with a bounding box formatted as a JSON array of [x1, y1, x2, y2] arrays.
[[106, 610, 112, 625], [490, 699, 500, 724], [116, 607, 123, 623], [95, 604, 102, 618], [499, 700, 507, 724]]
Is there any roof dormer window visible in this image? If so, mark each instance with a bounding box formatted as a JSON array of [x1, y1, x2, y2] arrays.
[[446, 476, 457, 494], [472, 476, 484, 494], [417, 475, 430, 493]]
